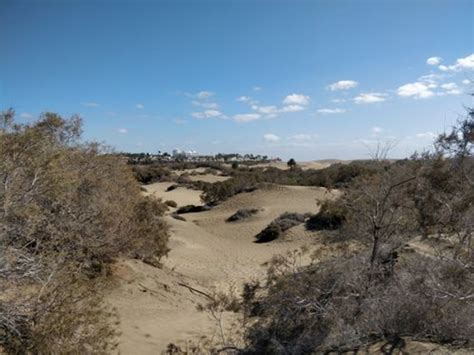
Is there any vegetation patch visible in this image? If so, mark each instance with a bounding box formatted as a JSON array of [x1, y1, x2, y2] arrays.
[[305, 200, 346, 231], [176, 204, 211, 214], [226, 208, 260, 222], [164, 200, 178, 208], [255, 212, 309, 243]]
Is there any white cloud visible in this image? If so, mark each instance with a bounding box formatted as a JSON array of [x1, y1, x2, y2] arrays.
[[283, 93, 310, 106], [397, 82, 435, 99], [317, 108, 346, 114], [438, 53, 474, 72], [233, 113, 261, 122], [136, 103, 144, 109], [263, 133, 280, 142], [426, 56, 442, 66], [255, 105, 278, 115], [253, 86, 262, 91], [280, 104, 305, 112], [117, 128, 128, 134], [327, 80, 358, 91], [354, 92, 387, 104], [82, 102, 99, 107], [237, 96, 251, 102], [192, 100, 219, 109], [196, 91, 215, 100], [462, 79, 471, 85], [20, 112, 33, 119], [331, 98, 347, 103], [191, 109, 223, 119], [372, 127, 383, 134], [440, 82, 462, 95]]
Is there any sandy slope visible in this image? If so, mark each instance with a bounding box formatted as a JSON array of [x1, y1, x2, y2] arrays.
[[108, 183, 337, 352], [143, 182, 203, 206]]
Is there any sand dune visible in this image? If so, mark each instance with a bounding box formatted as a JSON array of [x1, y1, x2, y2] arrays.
[[108, 183, 338, 352], [143, 182, 203, 207]]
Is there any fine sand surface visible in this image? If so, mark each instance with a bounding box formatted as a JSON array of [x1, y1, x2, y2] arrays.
[[108, 183, 338, 353]]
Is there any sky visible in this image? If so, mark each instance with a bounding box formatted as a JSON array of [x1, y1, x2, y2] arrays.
[[1, 0, 473, 160]]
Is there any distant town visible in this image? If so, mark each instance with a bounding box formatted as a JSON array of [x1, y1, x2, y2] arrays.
[[123, 149, 281, 165]]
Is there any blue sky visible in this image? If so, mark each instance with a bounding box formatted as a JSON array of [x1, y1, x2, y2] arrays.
[[1, 0, 473, 160]]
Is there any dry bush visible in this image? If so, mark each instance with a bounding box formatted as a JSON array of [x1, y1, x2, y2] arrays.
[[255, 212, 309, 243], [306, 200, 346, 231], [238, 251, 474, 353], [226, 208, 260, 222], [165, 200, 178, 208], [166, 184, 179, 191], [132, 165, 176, 184], [215, 109, 474, 353], [0, 110, 169, 352], [176, 204, 211, 214]]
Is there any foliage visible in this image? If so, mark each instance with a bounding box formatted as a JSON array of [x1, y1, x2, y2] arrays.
[[0, 110, 169, 353], [255, 212, 309, 243], [226, 208, 260, 222]]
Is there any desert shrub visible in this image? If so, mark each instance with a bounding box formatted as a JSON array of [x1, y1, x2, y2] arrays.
[[166, 184, 179, 191], [255, 224, 282, 243], [165, 200, 178, 208], [176, 204, 211, 214], [170, 213, 186, 221], [132, 164, 175, 184], [306, 200, 346, 231], [0, 110, 169, 352], [255, 212, 308, 243], [239, 252, 474, 353], [176, 174, 192, 184], [226, 208, 260, 222], [201, 176, 258, 205]]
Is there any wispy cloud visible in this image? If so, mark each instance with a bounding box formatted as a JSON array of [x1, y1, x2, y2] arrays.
[[196, 91, 215, 99], [253, 86, 262, 91], [438, 53, 474, 72], [191, 110, 223, 119], [288, 133, 318, 141], [426, 56, 442, 66], [192, 100, 219, 109], [317, 108, 346, 114], [280, 104, 305, 113], [327, 80, 358, 91], [136, 103, 144, 109], [354, 92, 387, 104], [283, 93, 310, 106], [237, 96, 251, 102], [263, 133, 280, 142], [233, 113, 261, 122], [440, 82, 462, 95], [117, 128, 128, 134]]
